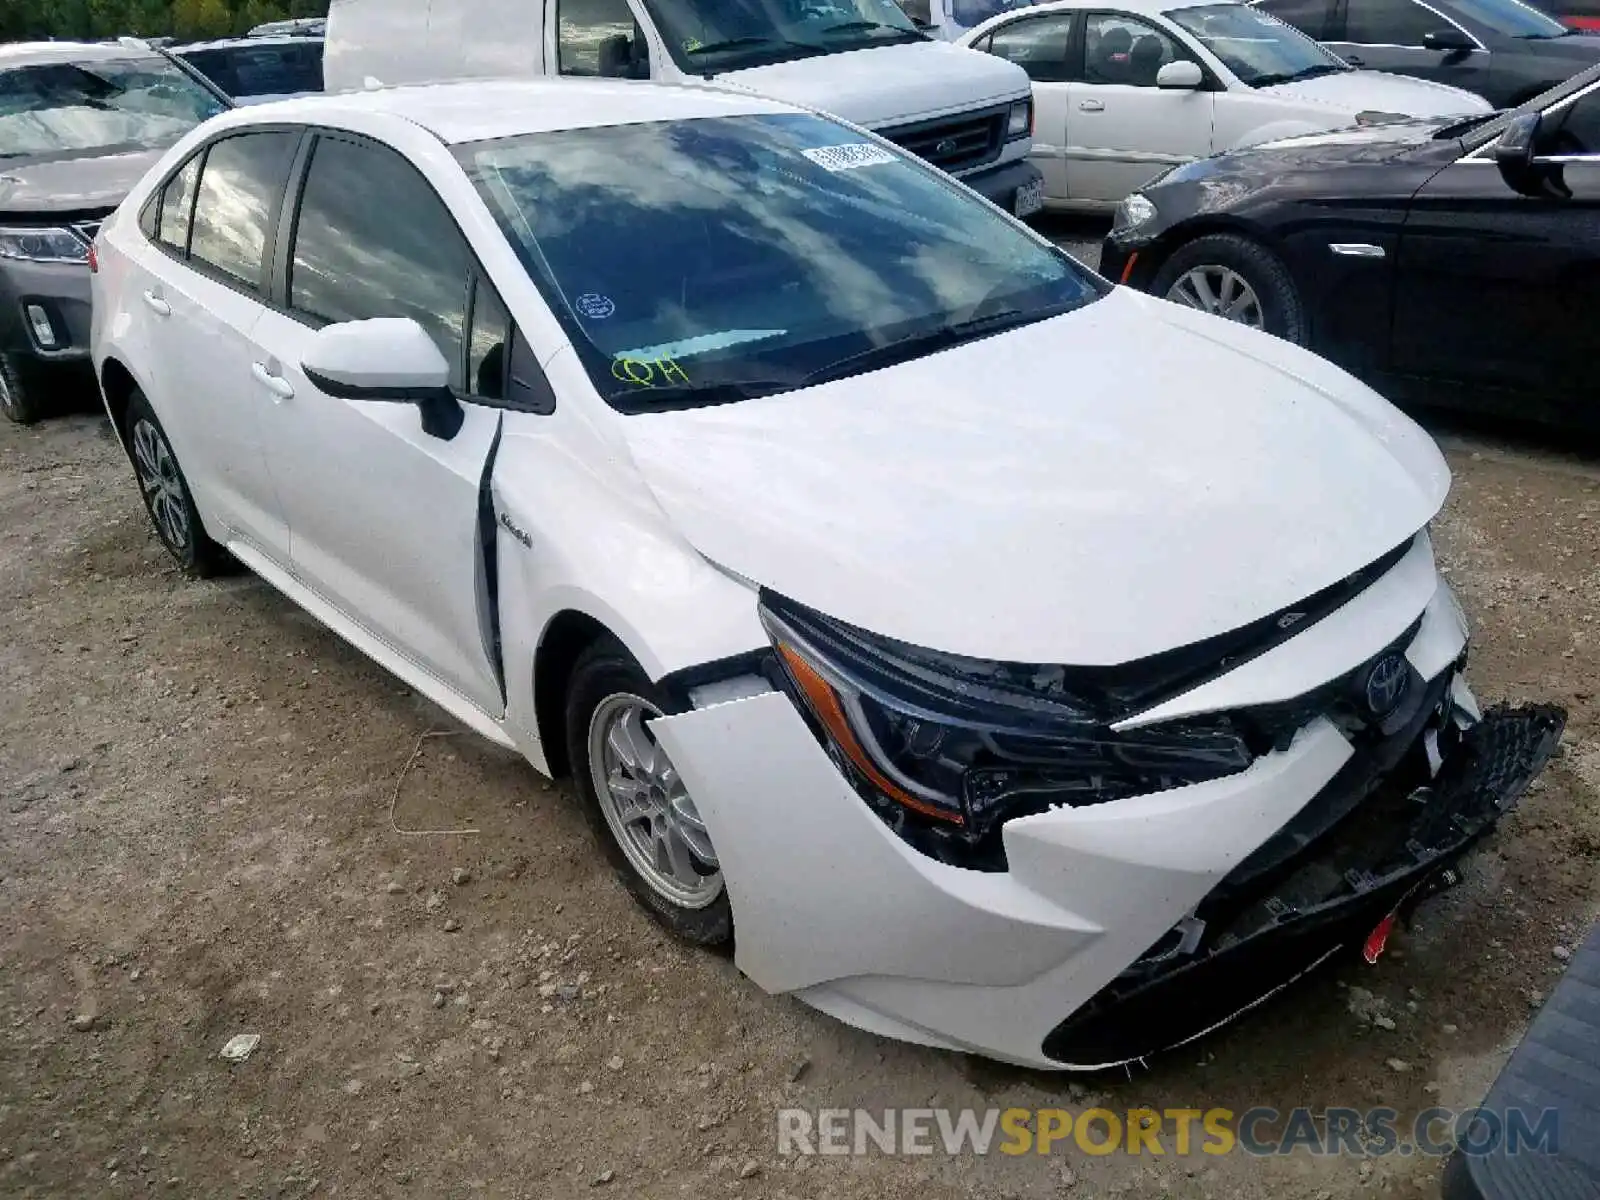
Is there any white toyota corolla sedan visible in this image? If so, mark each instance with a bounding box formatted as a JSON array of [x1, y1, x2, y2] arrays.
[[90, 79, 1562, 1069]]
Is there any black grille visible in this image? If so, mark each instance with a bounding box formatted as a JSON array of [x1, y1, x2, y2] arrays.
[[879, 105, 1006, 173]]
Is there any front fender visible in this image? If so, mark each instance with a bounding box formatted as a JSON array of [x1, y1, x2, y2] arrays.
[[1229, 120, 1328, 150]]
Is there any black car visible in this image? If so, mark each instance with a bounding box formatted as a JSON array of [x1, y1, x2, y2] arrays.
[[1099, 63, 1600, 429], [0, 41, 228, 425], [1254, 0, 1600, 107]]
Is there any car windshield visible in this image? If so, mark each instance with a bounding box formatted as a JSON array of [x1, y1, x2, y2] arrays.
[[1446, 0, 1573, 36], [1166, 3, 1350, 85], [640, 0, 928, 73], [0, 55, 224, 162], [458, 113, 1103, 411]]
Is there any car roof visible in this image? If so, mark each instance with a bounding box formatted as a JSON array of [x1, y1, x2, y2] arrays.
[[176, 35, 324, 53], [981, 0, 1230, 14], [232, 78, 795, 144], [0, 41, 159, 68]]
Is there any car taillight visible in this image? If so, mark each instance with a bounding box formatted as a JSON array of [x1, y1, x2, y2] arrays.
[[87, 243, 99, 274]]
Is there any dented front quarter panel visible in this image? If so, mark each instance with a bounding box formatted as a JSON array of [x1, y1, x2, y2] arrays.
[[487, 355, 768, 770]]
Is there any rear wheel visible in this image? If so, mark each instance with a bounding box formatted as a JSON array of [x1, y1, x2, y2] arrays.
[[1151, 234, 1306, 344], [566, 638, 732, 947], [126, 389, 231, 577], [0, 353, 45, 425]]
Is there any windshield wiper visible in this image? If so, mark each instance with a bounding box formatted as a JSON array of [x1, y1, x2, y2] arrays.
[[1251, 63, 1349, 86], [817, 19, 927, 37], [607, 379, 796, 411], [803, 304, 1078, 388], [685, 36, 779, 54]]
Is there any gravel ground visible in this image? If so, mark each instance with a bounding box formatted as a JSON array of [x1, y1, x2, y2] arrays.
[[1, 354, 1597, 1200]]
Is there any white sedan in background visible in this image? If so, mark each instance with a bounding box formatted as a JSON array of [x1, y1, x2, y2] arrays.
[[959, 0, 1491, 208], [91, 79, 1560, 1070]]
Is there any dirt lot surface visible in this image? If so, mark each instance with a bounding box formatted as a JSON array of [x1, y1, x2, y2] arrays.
[[2, 382, 1597, 1200]]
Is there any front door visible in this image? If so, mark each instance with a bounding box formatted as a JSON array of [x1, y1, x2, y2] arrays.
[[974, 10, 1080, 202], [1390, 83, 1600, 419], [249, 130, 514, 717], [1063, 11, 1216, 203]]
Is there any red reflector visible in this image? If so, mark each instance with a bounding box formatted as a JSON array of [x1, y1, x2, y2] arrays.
[[1363, 913, 1397, 965], [1119, 252, 1139, 284], [87, 244, 99, 274]]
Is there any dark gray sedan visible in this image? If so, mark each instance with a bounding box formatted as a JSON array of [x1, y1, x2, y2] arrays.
[[1253, 0, 1600, 106], [0, 41, 226, 424]]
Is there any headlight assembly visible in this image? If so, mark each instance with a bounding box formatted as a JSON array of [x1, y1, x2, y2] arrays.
[[760, 595, 1253, 866], [0, 226, 91, 264], [1006, 98, 1033, 141], [1111, 192, 1158, 237]]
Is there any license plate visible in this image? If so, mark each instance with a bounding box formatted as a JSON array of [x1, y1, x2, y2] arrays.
[[1014, 179, 1044, 218]]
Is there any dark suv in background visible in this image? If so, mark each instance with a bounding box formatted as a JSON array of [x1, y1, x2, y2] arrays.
[[1254, 0, 1600, 106], [175, 35, 324, 104], [0, 41, 226, 424]]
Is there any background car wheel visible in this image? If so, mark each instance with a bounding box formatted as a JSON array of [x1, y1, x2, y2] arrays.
[[1151, 234, 1306, 343], [0, 353, 45, 425], [565, 638, 732, 948], [125, 389, 231, 577]]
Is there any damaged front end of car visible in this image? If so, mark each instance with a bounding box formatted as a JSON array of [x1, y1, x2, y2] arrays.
[[753, 552, 1566, 1065]]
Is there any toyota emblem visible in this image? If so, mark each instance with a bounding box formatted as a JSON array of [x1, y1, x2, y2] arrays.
[[1363, 654, 1409, 717], [934, 137, 959, 157]]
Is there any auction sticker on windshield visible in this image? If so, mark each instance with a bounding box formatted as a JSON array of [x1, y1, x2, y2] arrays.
[[802, 144, 899, 172]]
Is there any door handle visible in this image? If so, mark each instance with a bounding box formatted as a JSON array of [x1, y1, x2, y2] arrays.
[[1344, 54, 1366, 66], [142, 291, 171, 317], [251, 361, 295, 401], [1079, 99, 1105, 112]]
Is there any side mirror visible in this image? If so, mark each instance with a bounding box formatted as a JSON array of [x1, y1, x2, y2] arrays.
[[1156, 60, 1204, 89], [1493, 111, 1542, 194], [301, 317, 464, 440], [1422, 27, 1475, 53]]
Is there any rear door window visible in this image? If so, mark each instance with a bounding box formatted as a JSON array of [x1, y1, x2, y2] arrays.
[[156, 154, 202, 253], [986, 13, 1079, 82], [186, 131, 299, 290]]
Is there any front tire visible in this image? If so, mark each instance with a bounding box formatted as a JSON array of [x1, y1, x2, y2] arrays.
[[125, 389, 231, 577], [565, 638, 732, 947], [1151, 234, 1306, 344], [0, 353, 45, 425]]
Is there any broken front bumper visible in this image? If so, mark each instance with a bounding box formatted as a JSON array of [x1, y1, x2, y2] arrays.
[[1043, 701, 1566, 1066], [650, 568, 1566, 1070]]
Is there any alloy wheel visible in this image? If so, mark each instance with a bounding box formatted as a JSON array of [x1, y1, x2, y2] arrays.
[[587, 693, 723, 910], [131, 418, 192, 553], [1165, 266, 1265, 328], [0, 360, 16, 419]]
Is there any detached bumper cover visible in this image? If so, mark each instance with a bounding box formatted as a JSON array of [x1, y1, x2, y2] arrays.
[[1044, 703, 1565, 1065]]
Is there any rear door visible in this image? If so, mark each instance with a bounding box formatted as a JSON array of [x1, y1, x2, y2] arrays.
[[129, 130, 300, 562], [1062, 10, 1217, 203], [248, 130, 511, 716], [972, 10, 1080, 202], [1326, 0, 1490, 88], [1390, 80, 1600, 418]]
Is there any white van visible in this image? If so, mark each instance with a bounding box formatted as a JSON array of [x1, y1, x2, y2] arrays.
[[323, 0, 1045, 217]]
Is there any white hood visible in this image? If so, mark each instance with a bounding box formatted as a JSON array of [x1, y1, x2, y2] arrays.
[[1258, 69, 1492, 116], [618, 288, 1449, 667], [715, 40, 1029, 129]]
